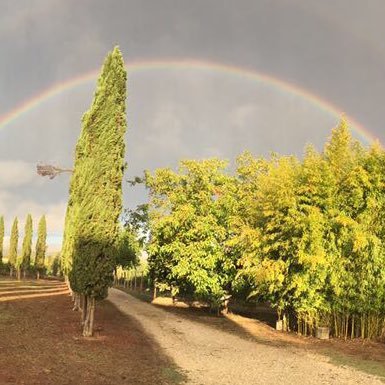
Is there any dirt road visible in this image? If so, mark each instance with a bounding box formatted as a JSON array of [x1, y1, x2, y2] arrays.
[[108, 288, 384, 385]]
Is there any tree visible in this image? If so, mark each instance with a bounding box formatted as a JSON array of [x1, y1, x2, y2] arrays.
[[35, 215, 47, 279], [21, 214, 33, 278], [8, 217, 18, 277], [0, 216, 4, 264], [234, 153, 305, 324], [322, 121, 385, 338], [124, 203, 149, 247], [146, 158, 238, 309], [50, 254, 61, 277], [324, 118, 356, 182], [68, 46, 127, 336], [136, 118, 385, 338], [116, 227, 140, 270], [230, 120, 385, 338]]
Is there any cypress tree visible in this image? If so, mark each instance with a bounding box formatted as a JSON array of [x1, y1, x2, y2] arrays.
[[35, 215, 47, 279], [8, 217, 18, 278], [61, 66, 95, 305], [0, 216, 4, 264], [68, 47, 127, 336], [61, 131, 88, 284], [21, 214, 33, 278]]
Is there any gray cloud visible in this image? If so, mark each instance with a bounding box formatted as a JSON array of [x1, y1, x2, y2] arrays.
[[0, 0, 383, 245]]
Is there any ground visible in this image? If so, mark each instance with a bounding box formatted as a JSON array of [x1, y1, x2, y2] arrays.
[[110, 288, 385, 385], [0, 279, 184, 385], [1, 279, 385, 385]]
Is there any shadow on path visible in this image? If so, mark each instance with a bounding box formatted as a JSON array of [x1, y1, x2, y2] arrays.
[[117, 287, 385, 382]]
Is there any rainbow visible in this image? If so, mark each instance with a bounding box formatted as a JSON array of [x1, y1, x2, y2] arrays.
[[0, 58, 378, 145]]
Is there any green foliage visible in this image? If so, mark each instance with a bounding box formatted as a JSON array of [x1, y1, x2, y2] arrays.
[[116, 228, 140, 269], [146, 158, 238, 306], [231, 119, 385, 337], [8, 217, 18, 267], [21, 214, 33, 271], [47, 254, 61, 277], [145, 118, 385, 338], [0, 261, 10, 276], [35, 215, 47, 272], [68, 46, 127, 300], [124, 204, 149, 246]]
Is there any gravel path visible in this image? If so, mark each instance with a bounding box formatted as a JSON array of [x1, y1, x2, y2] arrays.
[[108, 288, 383, 385]]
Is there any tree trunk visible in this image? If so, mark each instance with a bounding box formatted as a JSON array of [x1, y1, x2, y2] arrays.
[[65, 276, 73, 298], [72, 293, 81, 311], [223, 299, 229, 314], [282, 314, 288, 332], [16, 268, 21, 281], [37, 271, 40, 280], [9, 267, 13, 278], [83, 297, 95, 337], [23, 270, 26, 279], [81, 295, 88, 326]]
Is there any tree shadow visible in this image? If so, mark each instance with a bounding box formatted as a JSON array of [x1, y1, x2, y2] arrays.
[[151, 301, 292, 347], [93, 299, 189, 385], [119, 287, 289, 348], [0, 280, 188, 385], [118, 288, 385, 381]]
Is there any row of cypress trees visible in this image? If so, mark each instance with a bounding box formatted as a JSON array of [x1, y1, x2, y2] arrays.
[[0, 215, 47, 279], [145, 120, 385, 339], [61, 47, 127, 337]]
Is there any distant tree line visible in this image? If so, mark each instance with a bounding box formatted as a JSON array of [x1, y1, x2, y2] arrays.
[[0, 215, 47, 279], [144, 120, 385, 339]]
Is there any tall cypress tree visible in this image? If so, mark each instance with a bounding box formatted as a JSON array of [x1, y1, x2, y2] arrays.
[[0, 216, 4, 264], [61, 124, 88, 282], [8, 217, 18, 277], [35, 215, 47, 279], [68, 47, 127, 336], [21, 214, 33, 277]]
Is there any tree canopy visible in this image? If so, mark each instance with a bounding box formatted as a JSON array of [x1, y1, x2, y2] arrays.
[[63, 46, 127, 336], [145, 119, 385, 338], [35, 215, 47, 276], [21, 214, 33, 273]]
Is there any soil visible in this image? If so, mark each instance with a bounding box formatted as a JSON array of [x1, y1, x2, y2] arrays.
[[2, 278, 384, 385], [0, 279, 185, 385], [110, 288, 385, 385]]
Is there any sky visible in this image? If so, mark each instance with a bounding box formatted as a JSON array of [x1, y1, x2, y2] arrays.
[[0, 0, 384, 251]]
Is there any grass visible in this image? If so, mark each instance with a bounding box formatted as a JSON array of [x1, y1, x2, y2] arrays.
[[161, 367, 188, 384], [324, 349, 385, 381]]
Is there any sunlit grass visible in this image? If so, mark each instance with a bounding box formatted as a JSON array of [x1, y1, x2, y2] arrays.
[[0, 285, 66, 290], [0, 290, 69, 302], [0, 287, 68, 296], [0, 279, 69, 302]]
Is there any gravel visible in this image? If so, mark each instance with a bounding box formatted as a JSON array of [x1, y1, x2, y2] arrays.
[[108, 288, 384, 385]]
